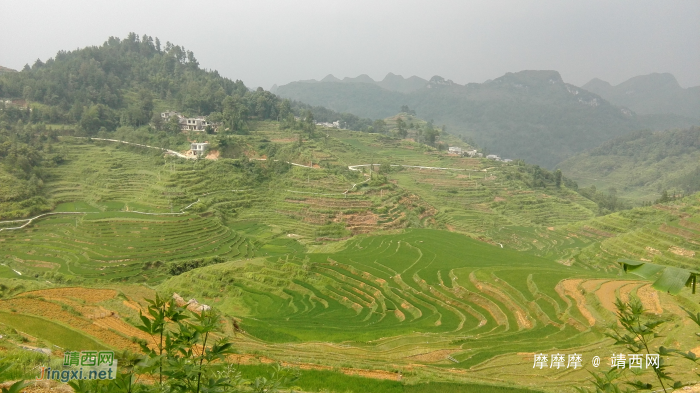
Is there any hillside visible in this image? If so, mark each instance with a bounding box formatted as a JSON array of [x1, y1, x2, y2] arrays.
[[1, 35, 700, 393], [0, 124, 698, 391], [0, 66, 16, 75], [558, 126, 700, 202], [0, 33, 373, 132], [583, 73, 700, 119], [276, 71, 699, 168]]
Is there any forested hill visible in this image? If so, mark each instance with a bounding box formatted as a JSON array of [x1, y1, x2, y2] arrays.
[[0, 33, 373, 132], [583, 73, 700, 119], [0, 33, 375, 218], [0, 66, 16, 75], [558, 126, 700, 202], [276, 71, 700, 168]]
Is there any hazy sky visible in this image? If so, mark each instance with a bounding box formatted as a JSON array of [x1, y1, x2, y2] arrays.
[[2, 0, 699, 89]]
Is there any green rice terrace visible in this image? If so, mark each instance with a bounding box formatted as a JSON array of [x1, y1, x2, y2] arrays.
[[0, 126, 699, 392]]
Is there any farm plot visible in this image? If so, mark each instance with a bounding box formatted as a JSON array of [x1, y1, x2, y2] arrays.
[[160, 230, 650, 361], [393, 169, 597, 233], [0, 287, 154, 351], [0, 212, 254, 281], [155, 228, 698, 391]]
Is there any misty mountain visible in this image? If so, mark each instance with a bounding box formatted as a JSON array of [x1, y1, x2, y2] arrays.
[[276, 70, 699, 167], [273, 72, 429, 95], [558, 126, 700, 202], [583, 73, 700, 119]]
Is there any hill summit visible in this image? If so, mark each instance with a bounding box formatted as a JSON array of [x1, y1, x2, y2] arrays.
[[583, 73, 700, 119]]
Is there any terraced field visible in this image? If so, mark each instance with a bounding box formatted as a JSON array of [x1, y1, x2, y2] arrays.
[[487, 196, 700, 272], [0, 209, 255, 282], [159, 229, 699, 390], [2, 131, 700, 392], [0, 286, 154, 352], [163, 229, 609, 344]]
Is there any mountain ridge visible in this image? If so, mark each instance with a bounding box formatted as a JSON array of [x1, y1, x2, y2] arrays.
[[582, 73, 700, 119], [276, 69, 700, 168]]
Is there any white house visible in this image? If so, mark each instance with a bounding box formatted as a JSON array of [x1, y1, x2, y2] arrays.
[[161, 111, 215, 132], [182, 117, 213, 132], [486, 154, 500, 160], [448, 146, 463, 155], [190, 142, 209, 156], [316, 120, 341, 129]]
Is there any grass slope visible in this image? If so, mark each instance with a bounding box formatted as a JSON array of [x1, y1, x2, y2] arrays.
[[558, 127, 700, 202]]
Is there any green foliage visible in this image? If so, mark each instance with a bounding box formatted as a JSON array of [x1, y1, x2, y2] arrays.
[[128, 294, 296, 393], [168, 257, 225, 276], [0, 356, 27, 392], [559, 127, 700, 202], [577, 185, 631, 214], [579, 296, 700, 393], [619, 259, 698, 295], [0, 120, 59, 218]]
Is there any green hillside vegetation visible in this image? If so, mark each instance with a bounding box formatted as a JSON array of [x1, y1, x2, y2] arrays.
[[0, 66, 17, 75], [558, 126, 700, 202], [1, 35, 700, 392], [0, 125, 598, 283], [0, 33, 373, 133], [0, 122, 698, 391], [276, 71, 700, 168]]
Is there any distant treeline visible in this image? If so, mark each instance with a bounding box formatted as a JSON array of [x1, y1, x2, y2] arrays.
[[0, 33, 374, 133], [588, 127, 700, 159]]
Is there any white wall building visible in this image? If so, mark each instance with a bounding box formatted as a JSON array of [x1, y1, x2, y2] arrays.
[[161, 111, 215, 132], [190, 142, 209, 156]]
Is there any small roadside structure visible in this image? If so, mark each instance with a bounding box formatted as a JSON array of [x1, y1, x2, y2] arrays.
[[190, 142, 209, 157]]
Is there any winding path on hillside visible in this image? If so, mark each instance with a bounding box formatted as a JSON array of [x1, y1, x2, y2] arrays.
[[74, 137, 190, 159], [0, 198, 206, 233], [0, 137, 491, 232]]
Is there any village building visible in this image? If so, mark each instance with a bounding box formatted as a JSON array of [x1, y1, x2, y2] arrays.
[[465, 150, 479, 157], [161, 111, 216, 132], [190, 142, 209, 157], [486, 154, 500, 160], [315, 120, 341, 128], [448, 146, 463, 155]]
